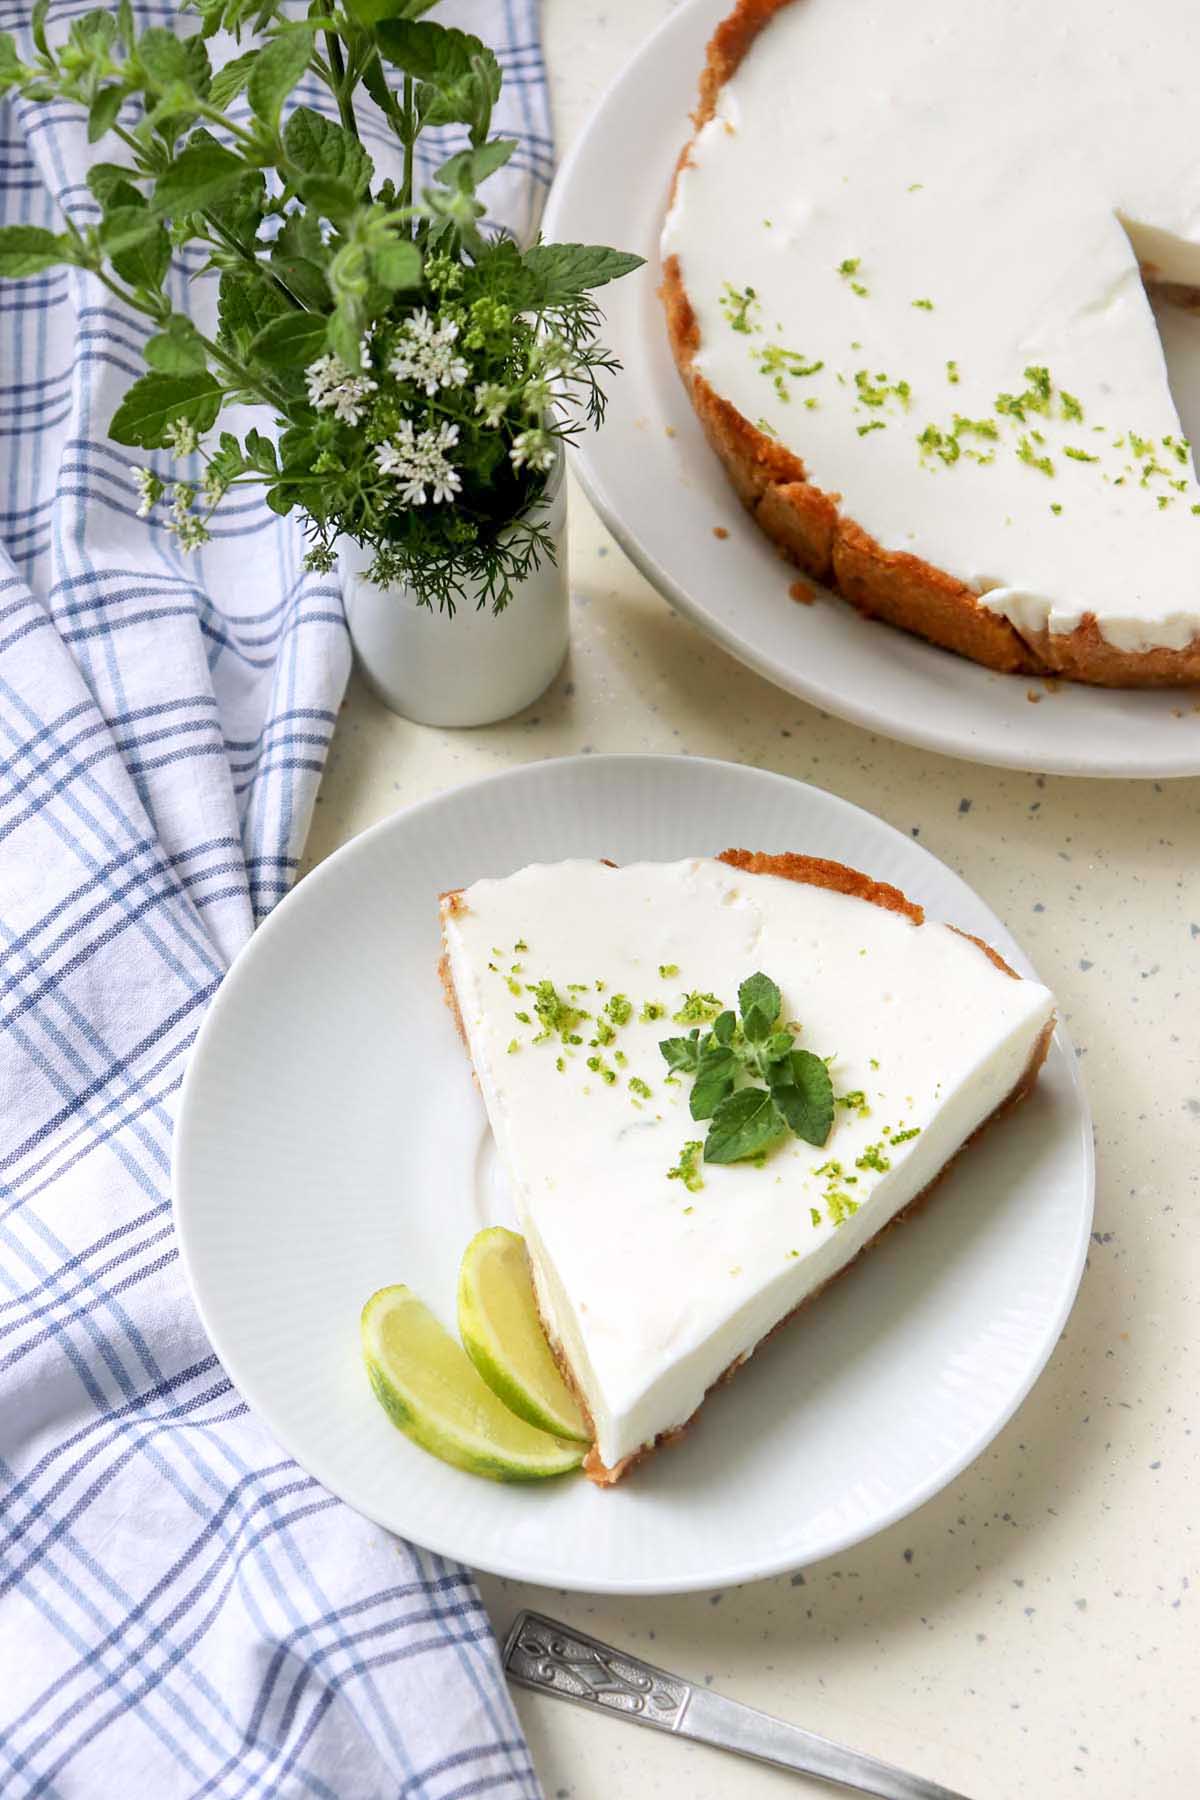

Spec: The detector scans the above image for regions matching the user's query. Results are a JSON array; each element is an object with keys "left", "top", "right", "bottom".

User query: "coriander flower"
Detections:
[
  {"left": 305, "top": 351, "right": 378, "bottom": 426},
  {"left": 520, "top": 378, "right": 552, "bottom": 419},
  {"left": 130, "top": 465, "right": 163, "bottom": 519},
  {"left": 200, "top": 465, "right": 228, "bottom": 507},
  {"left": 509, "top": 427, "right": 557, "bottom": 474},
  {"left": 163, "top": 419, "right": 199, "bottom": 458},
  {"left": 389, "top": 309, "right": 469, "bottom": 397},
  {"left": 374, "top": 418, "right": 462, "bottom": 507},
  {"left": 163, "top": 481, "right": 212, "bottom": 552},
  {"left": 474, "top": 382, "right": 508, "bottom": 428},
  {"left": 529, "top": 334, "right": 570, "bottom": 380}
]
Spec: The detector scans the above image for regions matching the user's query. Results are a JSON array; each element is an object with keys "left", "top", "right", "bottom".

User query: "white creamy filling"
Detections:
[
  {"left": 443, "top": 859, "right": 1054, "bottom": 1470},
  {"left": 661, "top": 0, "right": 1200, "bottom": 654}
]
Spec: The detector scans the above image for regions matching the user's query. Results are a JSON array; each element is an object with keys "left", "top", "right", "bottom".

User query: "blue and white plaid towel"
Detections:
[{"left": 0, "top": 4, "right": 551, "bottom": 1793}]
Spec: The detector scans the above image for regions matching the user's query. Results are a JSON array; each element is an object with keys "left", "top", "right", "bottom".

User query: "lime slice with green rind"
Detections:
[
  {"left": 362, "top": 1284, "right": 584, "bottom": 1481},
  {"left": 458, "top": 1227, "right": 591, "bottom": 1443}
]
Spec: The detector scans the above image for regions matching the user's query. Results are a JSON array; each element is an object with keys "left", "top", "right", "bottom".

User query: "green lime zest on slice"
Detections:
[
  {"left": 361, "top": 1283, "right": 584, "bottom": 1481},
  {"left": 457, "top": 1227, "right": 590, "bottom": 1442}
]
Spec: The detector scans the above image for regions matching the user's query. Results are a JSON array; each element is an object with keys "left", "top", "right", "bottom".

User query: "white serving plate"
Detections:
[
  {"left": 174, "top": 755, "right": 1093, "bottom": 1594},
  {"left": 542, "top": 0, "right": 1200, "bottom": 778}
]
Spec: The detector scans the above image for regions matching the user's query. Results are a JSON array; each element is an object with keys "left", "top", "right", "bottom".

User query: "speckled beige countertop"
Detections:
[{"left": 300, "top": 5, "right": 1200, "bottom": 1795}]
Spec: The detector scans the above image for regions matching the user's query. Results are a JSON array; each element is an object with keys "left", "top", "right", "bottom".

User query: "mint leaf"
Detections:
[
  {"left": 180, "top": 32, "right": 214, "bottom": 98},
  {"left": 152, "top": 142, "right": 245, "bottom": 215},
  {"left": 711, "top": 1010, "right": 736, "bottom": 1046},
  {"left": 247, "top": 28, "right": 310, "bottom": 129},
  {"left": 31, "top": 0, "right": 50, "bottom": 60},
  {"left": 327, "top": 301, "right": 365, "bottom": 369},
  {"left": 346, "top": 0, "right": 438, "bottom": 21},
  {"left": 209, "top": 47, "right": 259, "bottom": 110},
  {"left": 0, "top": 226, "right": 77, "bottom": 277},
  {"left": 110, "top": 213, "right": 171, "bottom": 291},
  {"left": 242, "top": 426, "right": 278, "bottom": 473},
  {"left": 88, "top": 85, "right": 124, "bottom": 143},
  {"left": 0, "top": 34, "right": 21, "bottom": 99},
  {"left": 74, "top": 9, "right": 119, "bottom": 44},
  {"left": 269, "top": 213, "right": 329, "bottom": 311},
  {"left": 765, "top": 1030, "right": 794, "bottom": 1063},
  {"left": 741, "top": 1002, "right": 773, "bottom": 1045},
  {"left": 99, "top": 207, "right": 161, "bottom": 259},
  {"left": 183, "top": 129, "right": 265, "bottom": 239},
  {"left": 249, "top": 310, "right": 328, "bottom": 369},
  {"left": 371, "top": 237, "right": 422, "bottom": 291},
  {"left": 704, "top": 1087, "right": 785, "bottom": 1164},
  {"left": 144, "top": 316, "right": 208, "bottom": 373},
  {"left": 738, "top": 972, "right": 781, "bottom": 1023},
  {"left": 296, "top": 174, "right": 357, "bottom": 224},
  {"left": 522, "top": 243, "right": 645, "bottom": 303},
  {"left": 375, "top": 19, "right": 501, "bottom": 133},
  {"left": 284, "top": 107, "right": 374, "bottom": 197},
  {"left": 659, "top": 1032, "right": 701, "bottom": 1075},
  {"left": 87, "top": 165, "right": 140, "bottom": 208},
  {"left": 109, "top": 370, "right": 223, "bottom": 447},
  {"left": 375, "top": 19, "right": 496, "bottom": 87},
  {"left": 138, "top": 26, "right": 205, "bottom": 91},
  {"left": 218, "top": 268, "right": 288, "bottom": 357},
  {"left": 689, "top": 1046, "right": 738, "bottom": 1121},
  {"left": 769, "top": 1050, "right": 834, "bottom": 1148},
  {"left": 436, "top": 139, "right": 515, "bottom": 192}
]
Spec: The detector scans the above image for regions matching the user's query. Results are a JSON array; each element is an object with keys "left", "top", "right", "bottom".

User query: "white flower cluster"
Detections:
[
  {"left": 509, "top": 427, "right": 556, "bottom": 474},
  {"left": 473, "top": 382, "right": 508, "bottom": 428},
  {"left": 388, "top": 309, "right": 468, "bottom": 396},
  {"left": 129, "top": 466, "right": 212, "bottom": 548},
  {"left": 474, "top": 378, "right": 559, "bottom": 475},
  {"left": 200, "top": 465, "right": 228, "bottom": 507},
  {"left": 164, "top": 480, "right": 212, "bottom": 551},
  {"left": 305, "top": 351, "right": 378, "bottom": 426},
  {"left": 130, "top": 465, "right": 163, "bottom": 519},
  {"left": 374, "top": 419, "right": 462, "bottom": 507},
  {"left": 163, "top": 419, "right": 199, "bottom": 458}
]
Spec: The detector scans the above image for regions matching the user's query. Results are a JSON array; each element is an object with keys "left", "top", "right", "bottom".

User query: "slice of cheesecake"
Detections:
[{"left": 439, "top": 852, "right": 1055, "bottom": 1484}]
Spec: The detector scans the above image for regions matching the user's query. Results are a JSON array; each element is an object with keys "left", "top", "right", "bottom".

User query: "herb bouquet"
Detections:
[{"left": 0, "top": 0, "right": 641, "bottom": 676}]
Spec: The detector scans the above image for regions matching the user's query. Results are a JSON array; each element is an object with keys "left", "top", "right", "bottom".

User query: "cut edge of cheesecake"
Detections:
[
  {"left": 438, "top": 848, "right": 1056, "bottom": 1488},
  {"left": 660, "top": 0, "right": 1200, "bottom": 689}
]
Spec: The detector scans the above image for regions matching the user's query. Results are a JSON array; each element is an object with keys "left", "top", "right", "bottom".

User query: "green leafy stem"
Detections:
[{"left": 0, "top": 1, "right": 643, "bottom": 611}]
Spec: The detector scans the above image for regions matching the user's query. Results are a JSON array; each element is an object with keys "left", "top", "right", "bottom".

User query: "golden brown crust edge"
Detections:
[
  {"left": 661, "top": 1, "right": 1200, "bottom": 688},
  {"left": 438, "top": 853, "right": 1056, "bottom": 1487}
]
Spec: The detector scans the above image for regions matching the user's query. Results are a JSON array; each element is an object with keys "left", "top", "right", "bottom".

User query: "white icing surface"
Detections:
[
  {"left": 442, "top": 858, "right": 1054, "bottom": 1470},
  {"left": 661, "top": 0, "right": 1200, "bottom": 654}
]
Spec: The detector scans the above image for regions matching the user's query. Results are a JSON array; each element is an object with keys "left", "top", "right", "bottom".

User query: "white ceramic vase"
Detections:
[{"left": 338, "top": 449, "right": 568, "bottom": 727}]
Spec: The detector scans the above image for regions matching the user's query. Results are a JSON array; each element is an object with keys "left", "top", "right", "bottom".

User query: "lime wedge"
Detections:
[
  {"left": 361, "top": 1285, "right": 584, "bottom": 1481},
  {"left": 458, "top": 1226, "right": 591, "bottom": 1443}
]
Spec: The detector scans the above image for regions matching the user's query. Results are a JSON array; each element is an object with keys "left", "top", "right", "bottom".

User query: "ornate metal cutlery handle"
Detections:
[{"left": 503, "top": 1611, "right": 975, "bottom": 1800}]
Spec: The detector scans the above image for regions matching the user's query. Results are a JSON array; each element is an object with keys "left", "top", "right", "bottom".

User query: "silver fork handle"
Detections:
[{"left": 504, "top": 1611, "right": 975, "bottom": 1800}]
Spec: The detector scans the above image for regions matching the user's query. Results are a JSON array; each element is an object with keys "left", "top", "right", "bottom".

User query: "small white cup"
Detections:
[{"left": 338, "top": 448, "right": 568, "bottom": 728}]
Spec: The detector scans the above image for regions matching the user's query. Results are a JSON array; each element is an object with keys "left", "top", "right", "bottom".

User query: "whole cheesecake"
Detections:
[{"left": 661, "top": 0, "right": 1200, "bottom": 686}]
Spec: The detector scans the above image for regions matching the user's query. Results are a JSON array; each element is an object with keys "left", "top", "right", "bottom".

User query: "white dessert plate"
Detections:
[
  {"left": 174, "top": 755, "right": 1092, "bottom": 1594},
  {"left": 542, "top": 0, "right": 1200, "bottom": 779}
]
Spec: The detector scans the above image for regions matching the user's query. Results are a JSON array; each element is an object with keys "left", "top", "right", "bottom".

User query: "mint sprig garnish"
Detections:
[{"left": 658, "top": 971, "right": 834, "bottom": 1166}]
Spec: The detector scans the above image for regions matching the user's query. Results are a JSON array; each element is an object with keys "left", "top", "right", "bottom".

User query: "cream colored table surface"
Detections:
[{"left": 301, "top": 6, "right": 1199, "bottom": 1795}]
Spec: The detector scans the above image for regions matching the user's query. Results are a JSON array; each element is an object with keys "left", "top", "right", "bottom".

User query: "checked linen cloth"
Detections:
[{"left": 0, "top": 4, "right": 551, "bottom": 1795}]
